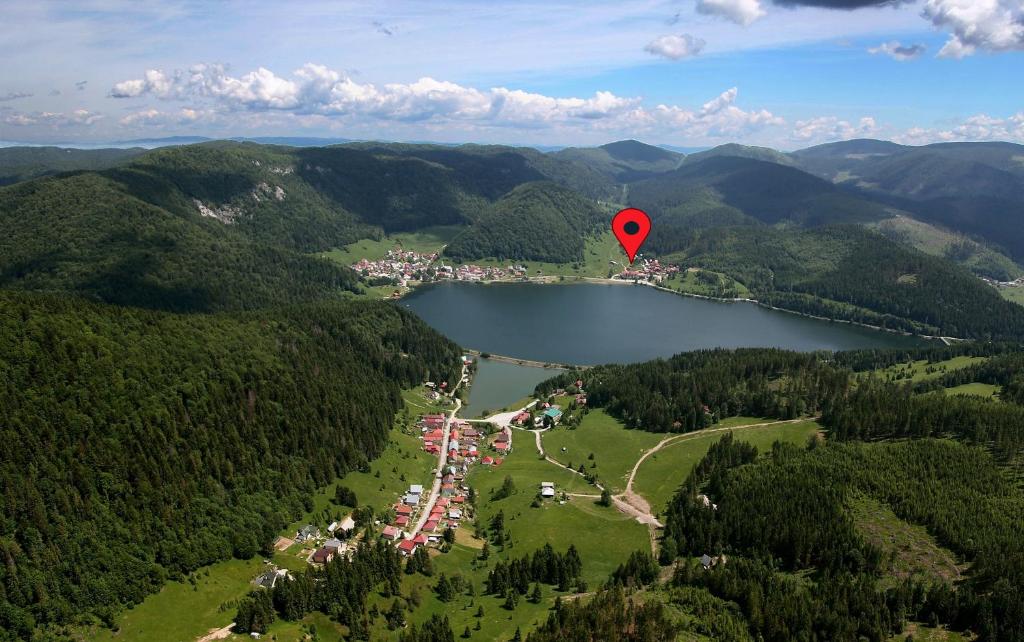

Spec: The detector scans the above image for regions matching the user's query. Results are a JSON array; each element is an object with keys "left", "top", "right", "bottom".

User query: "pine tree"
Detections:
[{"left": 530, "top": 582, "right": 543, "bottom": 603}]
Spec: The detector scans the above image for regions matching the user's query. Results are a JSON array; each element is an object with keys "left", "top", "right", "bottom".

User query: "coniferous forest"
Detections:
[
  {"left": 538, "top": 343, "right": 1024, "bottom": 641},
  {"left": 0, "top": 290, "right": 460, "bottom": 637}
]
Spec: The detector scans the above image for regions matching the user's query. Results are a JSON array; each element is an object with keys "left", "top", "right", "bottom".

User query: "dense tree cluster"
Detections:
[
  {"left": 526, "top": 586, "right": 677, "bottom": 642},
  {"left": 824, "top": 380, "right": 1024, "bottom": 461},
  {"left": 657, "top": 225, "right": 1024, "bottom": 340},
  {"left": 539, "top": 348, "right": 846, "bottom": 433},
  {"left": 664, "top": 438, "right": 1024, "bottom": 641},
  {"left": 443, "top": 182, "right": 606, "bottom": 263},
  {"left": 0, "top": 291, "right": 460, "bottom": 634},
  {"left": 266, "top": 539, "right": 405, "bottom": 637},
  {"left": 485, "top": 544, "right": 583, "bottom": 596}
]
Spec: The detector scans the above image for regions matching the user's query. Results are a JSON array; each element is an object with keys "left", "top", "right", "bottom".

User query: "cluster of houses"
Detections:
[
  {"left": 293, "top": 515, "right": 358, "bottom": 566},
  {"left": 614, "top": 258, "right": 680, "bottom": 283},
  {"left": 351, "top": 249, "right": 438, "bottom": 287},
  {"left": 350, "top": 246, "right": 528, "bottom": 288},
  {"left": 381, "top": 484, "right": 469, "bottom": 556}
]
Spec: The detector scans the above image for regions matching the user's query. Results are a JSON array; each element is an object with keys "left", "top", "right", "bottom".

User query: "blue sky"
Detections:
[{"left": 1, "top": 0, "right": 1022, "bottom": 148}]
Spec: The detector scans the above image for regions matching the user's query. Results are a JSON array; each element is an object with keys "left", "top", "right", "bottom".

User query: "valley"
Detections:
[{"left": 3, "top": 137, "right": 1024, "bottom": 642}]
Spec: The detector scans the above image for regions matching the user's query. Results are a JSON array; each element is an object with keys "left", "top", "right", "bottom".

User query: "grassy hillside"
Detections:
[{"left": 870, "top": 214, "right": 1023, "bottom": 281}]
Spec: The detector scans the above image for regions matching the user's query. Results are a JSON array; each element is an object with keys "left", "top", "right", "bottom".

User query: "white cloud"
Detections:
[
  {"left": 922, "top": 0, "right": 1024, "bottom": 58},
  {"left": 791, "top": 115, "right": 878, "bottom": 142},
  {"left": 696, "top": 0, "right": 767, "bottom": 26},
  {"left": 644, "top": 34, "right": 707, "bottom": 60},
  {"left": 868, "top": 40, "right": 926, "bottom": 60},
  {"left": 3, "top": 109, "right": 103, "bottom": 127},
  {"left": 119, "top": 107, "right": 211, "bottom": 126},
  {"left": 106, "top": 64, "right": 789, "bottom": 143}
]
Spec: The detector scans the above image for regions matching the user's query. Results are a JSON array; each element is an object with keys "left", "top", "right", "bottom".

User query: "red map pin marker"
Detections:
[{"left": 611, "top": 208, "right": 651, "bottom": 265}]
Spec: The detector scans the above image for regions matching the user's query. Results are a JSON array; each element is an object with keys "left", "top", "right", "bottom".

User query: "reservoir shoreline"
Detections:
[{"left": 395, "top": 275, "right": 957, "bottom": 345}]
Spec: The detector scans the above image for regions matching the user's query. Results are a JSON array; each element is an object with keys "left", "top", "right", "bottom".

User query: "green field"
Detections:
[
  {"left": 87, "top": 557, "right": 288, "bottom": 642},
  {"left": 660, "top": 268, "right": 752, "bottom": 298},
  {"left": 364, "top": 443, "right": 651, "bottom": 641},
  {"left": 469, "top": 449, "right": 649, "bottom": 585},
  {"left": 999, "top": 285, "right": 1024, "bottom": 307},
  {"left": 889, "top": 623, "right": 972, "bottom": 642},
  {"left": 542, "top": 409, "right": 664, "bottom": 492},
  {"left": 465, "top": 231, "right": 626, "bottom": 279},
  {"left": 322, "top": 226, "right": 465, "bottom": 264},
  {"left": 863, "top": 356, "right": 988, "bottom": 384},
  {"left": 632, "top": 420, "right": 822, "bottom": 515},
  {"left": 943, "top": 382, "right": 1001, "bottom": 398},
  {"left": 848, "top": 494, "right": 965, "bottom": 588}
]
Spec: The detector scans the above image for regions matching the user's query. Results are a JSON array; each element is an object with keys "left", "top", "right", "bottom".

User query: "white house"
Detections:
[{"left": 540, "top": 482, "right": 555, "bottom": 498}]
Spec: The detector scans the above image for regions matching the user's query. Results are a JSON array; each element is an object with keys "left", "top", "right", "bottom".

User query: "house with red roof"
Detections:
[
  {"left": 424, "top": 520, "right": 439, "bottom": 532},
  {"left": 481, "top": 456, "right": 494, "bottom": 465},
  {"left": 381, "top": 526, "right": 401, "bottom": 541},
  {"left": 413, "top": 533, "right": 429, "bottom": 546},
  {"left": 395, "top": 504, "right": 413, "bottom": 516},
  {"left": 398, "top": 539, "right": 418, "bottom": 556},
  {"left": 395, "top": 515, "right": 409, "bottom": 527}
]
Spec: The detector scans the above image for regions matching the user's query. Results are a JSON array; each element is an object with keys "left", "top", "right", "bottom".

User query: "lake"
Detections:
[
  {"left": 459, "top": 358, "right": 560, "bottom": 419},
  {"left": 404, "top": 281, "right": 927, "bottom": 365}
]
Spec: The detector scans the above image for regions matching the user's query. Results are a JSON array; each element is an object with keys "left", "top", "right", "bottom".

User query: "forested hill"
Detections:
[
  {"left": 535, "top": 345, "right": 1024, "bottom": 640},
  {"left": 0, "top": 146, "right": 145, "bottom": 186},
  {"left": 664, "top": 225, "right": 1024, "bottom": 340},
  {"left": 443, "top": 182, "right": 607, "bottom": 262},
  {"left": 0, "top": 290, "right": 461, "bottom": 636},
  {"left": 0, "top": 171, "right": 363, "bottom": 312}
]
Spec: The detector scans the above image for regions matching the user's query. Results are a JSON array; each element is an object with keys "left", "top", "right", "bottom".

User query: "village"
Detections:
[
  {"left": 351, "top": 248, "right": 529, "bottom": 288},
  {"left": 254, "top": 357, "right": 542, "bottom": 594},
  {"left": 611, "top": 256, "right": 680, "bottom": 284}
]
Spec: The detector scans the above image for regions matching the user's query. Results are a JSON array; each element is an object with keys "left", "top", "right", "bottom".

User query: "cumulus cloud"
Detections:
[
  {"left": 901, "top": 112, "right": 1024, "bottom": 143},
  {"left": 119, "top": 107, "right": 210, "bottom": 126},
  {"left": 791, "top": 115, "right": 879, "bottom": 141},
  {"left": 0, "top": 91, "right": 33, "bottom": 101},
  {"left": 696, "top": 0, "right": 766, "bottom": 26},
  {"left": 108, "top": 63, "right": 785, "bottom": 141},
  {"left": 3, "top": 109, "right": 103, "bottom": 127},
  {"left": 868, "top": 41, "right": 927, "bottom": 60},
  {"left": 923, "top": 0, "right": 1024, "bottom": 58},
  {"left": 644, "top": 34, "right": 706, "bottom": 60}
]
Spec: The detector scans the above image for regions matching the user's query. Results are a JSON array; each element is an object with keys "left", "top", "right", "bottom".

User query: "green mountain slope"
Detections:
[
  {"left": 551, "top": 139, "right": 683, "bottom": 182},
  {"left": 0, "top": 171, "right": 362, "bottom": 312},
  {"left": 664, "top": 225, "right": 1024, "bottom": 339},
  {"left": 629, "top": 155, "right": 892, "bottom": 229},
  {"left": 683, "top": 142, "right": 797, "bottom": 167},
  {"left": 793, "top": 140, "right": 1024, "bottom": 262},
  {"left": 0, "top": 146, "right": 146, "bottom": 186},
  {"left": 443, "top": 181, "right": 606, "bottom": 262},
  {"left": 0, "top": 290, "right": 461, "bottom": 634}
]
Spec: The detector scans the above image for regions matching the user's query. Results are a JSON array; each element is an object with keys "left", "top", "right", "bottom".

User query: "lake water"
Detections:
[
  {"left": 404, "top": 281, "right": 927, "bottom": 365},
  {"left": 459, "top": 358, "right": 560, "bottom": 419}
]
